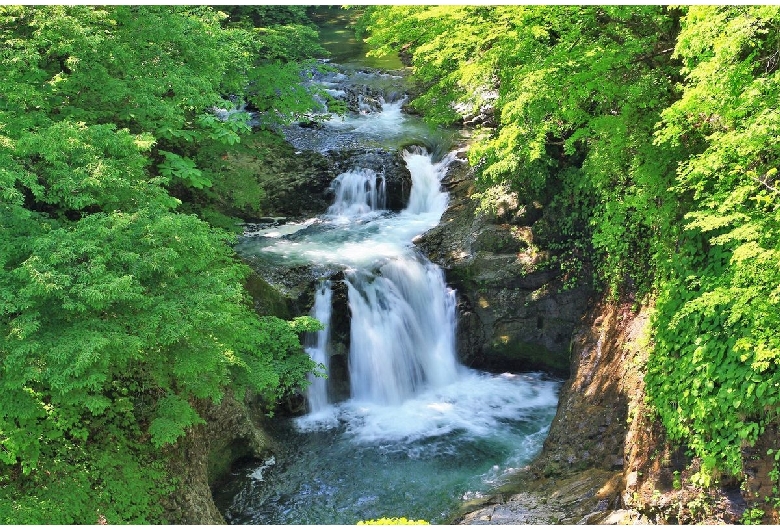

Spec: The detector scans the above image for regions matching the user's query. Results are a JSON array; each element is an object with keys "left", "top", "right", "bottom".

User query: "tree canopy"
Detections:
[{"left": 1, "top": 5, "right": 323, "bottom": 523}]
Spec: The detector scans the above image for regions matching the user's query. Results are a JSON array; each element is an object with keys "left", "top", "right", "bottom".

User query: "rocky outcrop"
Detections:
[
  {"left": 202, "top": 131, "right": 414, "bottom": 224},
  {"left": 162, "top": 391, "right": 271, "bottom": 524},
  {"left": 431, "top": 157, "right": 767, "bottom": 524},
  {"left": 455, "top": 296, "right": 762, "bottom": 525},
  {"left": 248, "top": 146, "right": 412, "bottom": 220},
  {"left": 417, "top": 157, "right": 591, "bottom": 376}
]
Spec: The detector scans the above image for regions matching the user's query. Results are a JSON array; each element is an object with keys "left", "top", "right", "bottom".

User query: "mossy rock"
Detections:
[
  {"left": 244, "top": 272, "right": 294, "bottom": 319},
  {"left": 484, "top": 338, "right": 569, "bottom": 377}
]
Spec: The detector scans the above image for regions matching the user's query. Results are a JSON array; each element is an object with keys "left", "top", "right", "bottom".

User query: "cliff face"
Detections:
[
  {"left": 435, "top": 163, "right": 764, "bottom": 525},
  {"left": 417, "top": 157, "right": 591, "bottom": 376}
]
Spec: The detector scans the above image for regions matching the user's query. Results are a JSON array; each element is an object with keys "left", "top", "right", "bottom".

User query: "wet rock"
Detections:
[
  {"left": 327, "top": 148, "right": 412, "bottom": 211},
  {"left": 417, "top": 158, "right": 591, "bottom": 376},
  {"left": 326, "top": 271, "right": 351, "bottom": 402},
  {"left": 454, "top": 469, "right": 622, "bottom": 525}
]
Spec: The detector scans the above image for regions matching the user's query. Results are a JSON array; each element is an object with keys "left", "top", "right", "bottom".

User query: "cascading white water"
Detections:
[
  {"left": 224, "top": 62, "right": 561, "bottom": 526},
  {"left": 304, "top": 280, "right": 333, "bottom": 413},
  {"left": 299, "top": 146, "right": 457, "bottom": 410},
  {"left": 403, "top": 147, "right": 451, "bottom": 216},
  {"left": 298, "top": 147, "right": 454, "bottom": 411},
  {"left": 345, "top": 257, "right": 459, "bottom": 405},
  {"left": 338, "top": 147, "right": 459, "bottom": 406},
  {"left": 326, "top": 168, "right": 386, "bottom": 218}
]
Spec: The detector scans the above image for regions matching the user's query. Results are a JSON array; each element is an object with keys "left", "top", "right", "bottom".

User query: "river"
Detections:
[{"left": 213, "top": 10, "right": 560, "bottom": 524}]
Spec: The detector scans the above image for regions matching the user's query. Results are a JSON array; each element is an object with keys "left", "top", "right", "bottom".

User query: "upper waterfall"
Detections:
[{"left": 403, "top": 147, "right": 451, "bottom": 216}]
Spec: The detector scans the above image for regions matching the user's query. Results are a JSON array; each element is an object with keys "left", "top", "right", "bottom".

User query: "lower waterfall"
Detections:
[{"left": 345, "top": 255, "right": 459, "bottom": 406}]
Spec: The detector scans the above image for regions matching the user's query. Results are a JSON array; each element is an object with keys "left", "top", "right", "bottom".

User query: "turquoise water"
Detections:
[{"left": 214, "top": 373, "right": 559, "bottom": 525}]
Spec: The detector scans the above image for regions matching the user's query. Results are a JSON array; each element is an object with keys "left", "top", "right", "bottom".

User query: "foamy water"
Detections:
[{"left": 296, "top": 371, "right": 560, "bottom": 445}]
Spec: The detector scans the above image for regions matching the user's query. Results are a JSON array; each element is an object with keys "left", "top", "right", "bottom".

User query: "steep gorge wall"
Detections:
[
  {"left": 417, "top": 156, "right": 591, "bottom": 376},
  {"left": 456, "top": 296, "right": 755, "bottom": 525},
  {"left": 433, "top": 161, "right": 764, "bottom": 525}
]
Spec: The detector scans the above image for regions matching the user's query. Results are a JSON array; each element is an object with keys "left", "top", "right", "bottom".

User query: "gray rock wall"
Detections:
[{"left": 417, "top": 157, "right": 592, "bottom": 376}]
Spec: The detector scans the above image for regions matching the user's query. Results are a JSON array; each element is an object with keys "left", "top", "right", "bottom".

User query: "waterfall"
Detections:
[
  {"left": 301, "top": 146, "right": 457, "bottom": 410},
  {"left": 326, "top": 168, "right": 386, "bottom": 218},
  {"left": 304, "top": 280, "right": 333, "bottom": 413},
  {"left": 403, "top": 147, "right": 451, "bottom": 216},
  {"left": 346, "top": 256, "right": 459, "bottom": 405},
  {"left": 225, "top": 59, "right": 561, "bottom": 526},
  {"left": 343, "top": 147, "right": 459, "bottom": 405}
]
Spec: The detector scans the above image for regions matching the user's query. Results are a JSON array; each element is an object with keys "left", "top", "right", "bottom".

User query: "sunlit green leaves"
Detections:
[
  {"left": 148, "top": 394, "right": 206, "bottom": 448},
  {"left": 14, "top": 121, "right": 159, "bottom": 212},
  {"left": 2, "top": 207, "right": 317, "bottom": 475},
  {"left": 158, "top": 150, "right": 212, "bottom": 189},
  {"left": 1, "top": 6, "right": 325, "bottom": 522},
  {"left": 647, "top": 5, "right": 780, "bottom": 480}
]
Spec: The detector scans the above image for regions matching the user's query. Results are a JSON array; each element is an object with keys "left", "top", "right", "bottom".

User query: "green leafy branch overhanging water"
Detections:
[
  {"left": 0, "top": 5, "right": 325, "bottom": 523},
  {"left": 359, "top": 4, "right": 780, "bottom": 494}
]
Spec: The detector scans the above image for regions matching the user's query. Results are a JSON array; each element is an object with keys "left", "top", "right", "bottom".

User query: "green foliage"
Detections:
[
  {"left": 742, "top": 507, "right": 766, "bottom": 525},
  {"left": 646, "top": 5, "right": 780, "bottom": 482},
  {"left": 1, "top": 5, "right": 325, "bottom": 523},
  {"left": 223, "top": 6, "right": 314, "bottom": 29},
  {"left": 158, "top": 150, "right": 213, "bottom": 189},
  {"left": 0, "top": 433, "right": 173, "bottom": 524},
  {"left": 0, "top": 5, "right": 326, "bottom": 205},
  {"left": 2, "top": 208, "right": 317, "bottom": 469},
  {"left": 148, "top": 394, "right": 207, "bottom": 449},
  {"left": 361, "top": 4, "right": 780, "bottom": 486}
]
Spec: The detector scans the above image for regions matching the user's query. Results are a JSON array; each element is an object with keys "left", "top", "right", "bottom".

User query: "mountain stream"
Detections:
[{"left": 214, "top": 45, "right": 560, "bottom": 526}]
